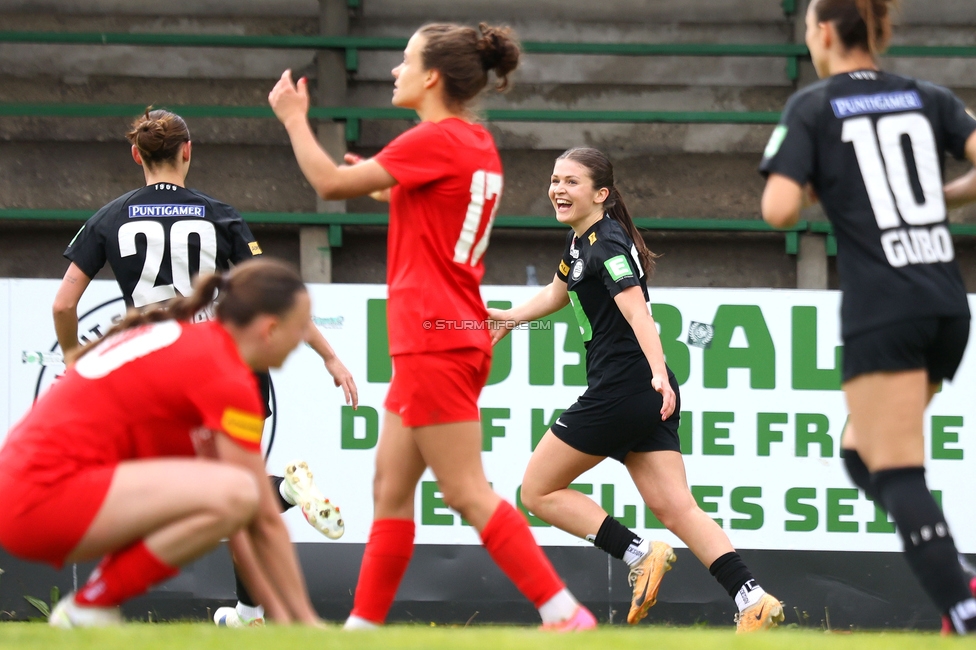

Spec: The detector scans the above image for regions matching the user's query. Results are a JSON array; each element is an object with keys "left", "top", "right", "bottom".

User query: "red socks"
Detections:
[
  {"left": 350, "top": 519, "right": 416, "bottom": 623},
  {"left": 480, "top": 500, "right": 565, "bottom": 608},
  {"left": 75, "top": 541, "right": 179, "bottom": 607}
]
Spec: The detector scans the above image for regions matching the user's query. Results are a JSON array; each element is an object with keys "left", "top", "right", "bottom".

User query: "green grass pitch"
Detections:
[{"left": 0, "top": 624, "right": 972, "bottom": 650}]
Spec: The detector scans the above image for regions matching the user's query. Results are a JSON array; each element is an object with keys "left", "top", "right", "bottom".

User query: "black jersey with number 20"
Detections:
[
  {"left": 556, "top": 216, "right": 655, "bottom": 394},
  {"left": 64, "top": 184, "right": 262, "bottom": 308},
  {"left": 760, "top": 70, "right": 976, "bottom": 338}
]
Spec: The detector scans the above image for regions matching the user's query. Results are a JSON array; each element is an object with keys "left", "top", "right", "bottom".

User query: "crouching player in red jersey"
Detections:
[
  {"left": 0, "top": 258, "right": 322, "bottom": 628},
  {"left": 269, "top": 22, "right": 595, "bottom": 630}
]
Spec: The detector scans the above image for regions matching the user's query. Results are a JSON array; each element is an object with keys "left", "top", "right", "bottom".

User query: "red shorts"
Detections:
[
  {"left": 0, "top": 464, "right": 115, "bottom": 568},
  {"left": 384, "top": 348, "right": 491, "bottom": 427}
]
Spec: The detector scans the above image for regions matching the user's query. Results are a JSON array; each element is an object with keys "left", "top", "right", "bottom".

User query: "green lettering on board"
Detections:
[
  {"left": 340, "top": 405, "right": 379, "bottom": 450},
  {"left": 796, "top": 413, "right": 833, "bottom": 457},
  {"left": 785, "top": 487, "right": 818, "bottom": 532},
  {"left": 421, "top": 482, "right": 454, "bottom": 526},
  {"left": 730, "top": 486, "right": 764, "bottom": 530},
  {"left": 826, "top": 488, "right": 859, "bottom": 532},
  {"left": 757, "top": 413, "right": 788, "bottom": 456},
  {"left": 703, "top": 412, "right": 735, "bottom": 456},
  {"left": 791, "top": 306, "right": 842, "bottom": 390},
  {"left": 932, "top": 416, "right": 964, "bottom": 460},
  {"left": 703, "top": 305, "right": 776, "bottom": 389},
  {"left": 480, "top": 408, "right": 509, "bottom": 451},
  {"left": 529, "top": 305, "right": 586, "bottom": 386},
  {"left": 366, "top": 299, "right": 392, "bottom": 382}
]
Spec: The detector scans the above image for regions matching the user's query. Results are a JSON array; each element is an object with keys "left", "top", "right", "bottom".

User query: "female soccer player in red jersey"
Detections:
[
  {"left": 491, "top": 148, "right": 782, "bottom": 633},
  {"left": 269, "top": 23, "right": 595, "bottom": 630},
  {"left": 0, "top": 259, "right": 322, "bottom": 627},
  {"left": 761, "top": 0, "right": 976, "bottom": 633}
]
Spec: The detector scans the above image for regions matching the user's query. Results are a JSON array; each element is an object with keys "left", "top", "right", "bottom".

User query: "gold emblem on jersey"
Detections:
[
  {"left": 588, "top": 232, "right": 598, "bottom": 245},
  {"left": 221, "top": 407, "right": 263, "bottom": 445},
  {"left": 248, "top": 241, "right": 263, "bottom": 255},
  {"left": 559, "top": 260, "right": 570, "bottom": 276}
]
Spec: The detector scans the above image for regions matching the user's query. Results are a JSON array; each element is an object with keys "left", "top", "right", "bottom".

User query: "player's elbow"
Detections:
[
  {"left": 761, "top": 195, "right": 800, "bottom": 229},
  {"left": 52, "top": 296, "right": 77, "bottom": 318}
]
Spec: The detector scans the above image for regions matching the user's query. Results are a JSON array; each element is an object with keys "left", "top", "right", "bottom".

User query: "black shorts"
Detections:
[
  {"left": 254, "top": 371, "right": 273, "bottom": 419},
  {"left": 551, "top": 371, "right": 681, "bottom": 463},
  {"left": 842, "top": 316, "right": 970, "bottom": 384}
]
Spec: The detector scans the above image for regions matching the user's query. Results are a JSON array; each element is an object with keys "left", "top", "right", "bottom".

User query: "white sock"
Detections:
[
  {"left": 950, "top": 598, "right": 976, "bottom": 633},
  {"left": 279, "top": 480, "right": 296, "bottom": 506},
  {"left": 623, "top": 537, "right": 650, "bottom": 568},
  {"left": 236, "top": 602, "right": 264, "bottom": 621},
  {"left": 344, "top": 614, "right": 380, "bottom": 630},
  {"left": 734, "top": 580, "right": 767, "bottom": 613},
  {"left": 538, "top": 588, "right": 578, "bottom": 624}
]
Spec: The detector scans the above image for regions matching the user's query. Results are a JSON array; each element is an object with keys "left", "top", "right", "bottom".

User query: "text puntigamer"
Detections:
[{"left": 128, "top": 205, "right": 205, "bottom": 219}]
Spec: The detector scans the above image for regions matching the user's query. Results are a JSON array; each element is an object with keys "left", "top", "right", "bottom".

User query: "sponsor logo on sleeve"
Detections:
[
  {"left": 559, "top": 260, "right": 571, "bottom": 277},
  {"left": 128, "top": 204, "right": 205, "bottom": 219},
  {"left": 764, "top": 125, "right": 788, "bottom": 159},
  {"left": 221, "top": 407, "right": 264, "bottom": 445},
  {"left": 248, "top": 241, "right": 262, "bottom": 255},
  {"left": 604, "top": 254, "right": 633, "bottom": 282}
]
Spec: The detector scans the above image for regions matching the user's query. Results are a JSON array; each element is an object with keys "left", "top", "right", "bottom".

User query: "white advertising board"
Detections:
[{"left": 4, "top": 280, "right": 975, "bottom": 554}]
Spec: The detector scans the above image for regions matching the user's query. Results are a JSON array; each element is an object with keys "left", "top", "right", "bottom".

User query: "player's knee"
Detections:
[
  {"left": 438, "top": 480, "right": 489, "bottom": 517},
  {"left": 648, "top": 492, "right": 697, "bottom": 530},
  {"left": 518, "top": 483, "right": 545, "bottom": 515},
  {"left": 372, "top": 470, "right": 413, "bottom": 514},
  {"left": 215, "top": 468, "right": 260, "bottom": 526}
]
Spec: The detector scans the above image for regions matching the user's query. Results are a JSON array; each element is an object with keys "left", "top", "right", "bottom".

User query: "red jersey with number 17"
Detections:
[
  {"left": 375, "top": 117, "right": 502, "bottom": 355},
  {"left": 0, "top": 320, "right": 264, "bottom": 487}
]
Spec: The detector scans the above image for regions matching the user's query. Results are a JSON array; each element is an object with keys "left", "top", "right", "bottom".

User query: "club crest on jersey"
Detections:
[{"left": 571, "top": 259, "right": 584, "bottom": 280}]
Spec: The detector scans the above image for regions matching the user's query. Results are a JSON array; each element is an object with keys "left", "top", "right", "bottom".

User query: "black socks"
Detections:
[
  {"left": 593, "top": 516, "right": 641, "bottom": 561},
  {"left": 709, "top": 551, "right": 755, "bottom": 599},
  {"left": 842, "top": 448, "right": 878, "bottom": 501},
  {"left": 270, "top": 475, "right": 293, "bottom": 512},
  {"left": 873, "top": 467, "right": 973, "bottom": 617}
]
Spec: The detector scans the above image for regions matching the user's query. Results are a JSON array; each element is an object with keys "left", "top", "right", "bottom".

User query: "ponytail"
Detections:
[
  {"left": 605, "top": 186, "right": 659, "bottom": 276},
  {"left": 815, "top": 0, "right": 896, "bottom": 55},
  {"left": 70, "top": 258, "right": 305, "bottom": 364}
]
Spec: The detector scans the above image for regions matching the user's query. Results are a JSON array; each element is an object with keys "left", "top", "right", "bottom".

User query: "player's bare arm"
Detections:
[
  {"left": 269, "top": 70, "right": 397, "bottom": 201},
  {"left": 304, "top": 320, "right": 359, "bottom": 408},
  {"left": 52, "top": 262, "right": 93, "bottom": 356},
  {"left": 944, "top": 131, "right": 976, "bottom": 209},
  {"left": 613, "top": 285, "right": 675, "bottom": 420},
  {"left": 487, "top": 274, "right": 570, "bottom": 345},
  {"left": 761, "top": 173, "right": 805, "bottom": 229}
]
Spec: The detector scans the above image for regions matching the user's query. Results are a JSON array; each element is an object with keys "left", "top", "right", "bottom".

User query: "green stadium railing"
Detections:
[
  {"left": 2, "top": 31, "right": 976, "bottom": 81},
  {"left": 0, "top": 103, "right": 783, "bottom": 142},
  {"left": 0, "top": 208, "right": 808, "bottom": 252}
]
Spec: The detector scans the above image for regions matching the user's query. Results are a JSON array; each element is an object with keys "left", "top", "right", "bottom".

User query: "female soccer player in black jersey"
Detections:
[
  {"left": 50, "top": 108, "right": 358, "bottom": 626},
  {"left": 761, "top": 0, "right": 976, "bottom": 634},
  {"left": 489, "top": 148, "right": 782, "bottom": 632}
]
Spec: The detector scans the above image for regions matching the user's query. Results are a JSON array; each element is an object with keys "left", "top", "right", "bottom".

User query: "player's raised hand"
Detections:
[
  {"left": 487, "top": 307, "right": 518, "bottom": 346},
  {"left": 651, "top": 375, "right": 676, "bottom": 421},
  {"left": 269, "top": 70, "right": 309, "bottom": 126}
]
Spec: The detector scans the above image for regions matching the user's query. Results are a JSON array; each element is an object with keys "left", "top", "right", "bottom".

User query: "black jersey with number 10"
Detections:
[
  {"left": 64, "top": 184, "right": 262, "bottom": 309},
  {"left": 760, "top": 70, "right": 976, "bottom": 338}
]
